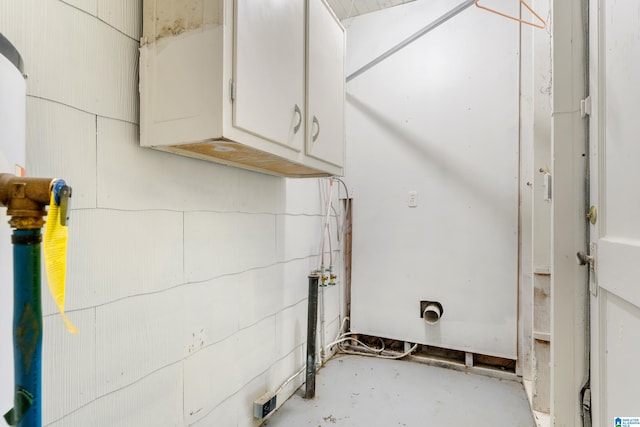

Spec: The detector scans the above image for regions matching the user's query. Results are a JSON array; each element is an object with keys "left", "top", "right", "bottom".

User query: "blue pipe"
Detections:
[{"left": 4, "top": 229, "right": 42, "bottom": 427}]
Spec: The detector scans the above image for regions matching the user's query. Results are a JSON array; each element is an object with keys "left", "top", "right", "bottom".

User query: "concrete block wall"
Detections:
[{"left": 0, "top": 1, "right": 344, "bottom": 426}]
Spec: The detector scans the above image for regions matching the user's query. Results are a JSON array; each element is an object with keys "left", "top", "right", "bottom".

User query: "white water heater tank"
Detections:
[{"left": 0, "top": 32, "right": 26, "bottom": 415}]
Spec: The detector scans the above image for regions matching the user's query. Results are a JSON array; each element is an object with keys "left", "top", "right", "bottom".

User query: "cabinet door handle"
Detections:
[
  {"left": 312, "top": 116, "right": 320, "bottom": 142},
  {"left": 293, "top": 104, "right": 302, "bottom": 134}
]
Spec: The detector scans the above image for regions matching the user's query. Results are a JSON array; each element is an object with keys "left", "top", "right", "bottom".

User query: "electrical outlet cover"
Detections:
[{"left": 253, "top": 393, "right": 277, "bottom": 419}]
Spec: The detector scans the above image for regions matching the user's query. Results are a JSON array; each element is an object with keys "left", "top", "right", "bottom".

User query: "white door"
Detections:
[
  {"left": 306, "top": 0, "right": 345, "bottom": 167},
  {"left": 234, "top": 0, "right": 305, "bottom": 150},
  {"left": 590, "top": 1, "right": 640, "bottom": 424}
]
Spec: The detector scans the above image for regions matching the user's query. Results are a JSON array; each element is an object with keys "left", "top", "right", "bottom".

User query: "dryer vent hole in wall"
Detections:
[{"left": 420, "top": 301, "right": 443, "bottom": 324}]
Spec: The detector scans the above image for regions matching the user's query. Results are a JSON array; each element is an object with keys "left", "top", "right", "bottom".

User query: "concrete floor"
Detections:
[{"left": 264, "top": 354, "right": 535, "bottom": 427}]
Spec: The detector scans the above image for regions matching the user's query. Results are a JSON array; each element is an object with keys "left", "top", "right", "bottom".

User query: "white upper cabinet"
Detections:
[
  {"left": 307, "top": 0, "right": 345, "bottom": 167},
  {"left": 234, "top": 0, "right": 305, "bottom": 151},
  {"left": 139, "top": 0, "right": 345, "bottom": 177}
]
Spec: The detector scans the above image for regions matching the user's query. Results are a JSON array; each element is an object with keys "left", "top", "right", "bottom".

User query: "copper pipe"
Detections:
[{"left": 0, "top": 174, "right": 55, "bottom": 229}]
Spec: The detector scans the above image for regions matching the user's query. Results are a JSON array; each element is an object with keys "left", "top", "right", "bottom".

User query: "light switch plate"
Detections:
[{"left": 408, "top": 191, "right": 418, "bottom": 207}]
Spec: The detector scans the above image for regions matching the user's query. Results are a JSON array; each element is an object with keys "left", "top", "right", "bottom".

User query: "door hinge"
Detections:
[
  {"left": 580, "top": 96, "right": 592, "bottom": 118},
  {"left": 229, "top": 80, "right": 235, "bottom": 103}
]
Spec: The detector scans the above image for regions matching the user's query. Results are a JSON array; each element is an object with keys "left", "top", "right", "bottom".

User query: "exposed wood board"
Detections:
[
  {"left": 326, "top": 0, "right": 416, "bottom": 19},
  {"left": 167, "top": 141, "right": 331, "bottom": 177},
  {"left": 532, "top": 340, "right": 550, "bottom": 413},
  {"left": 344, "top": 199, "right": 352, "bottom": 316}
]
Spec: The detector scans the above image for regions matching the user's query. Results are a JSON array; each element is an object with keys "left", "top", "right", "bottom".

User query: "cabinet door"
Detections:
[
  {"left": 306, "top": 0, "right": 345, "bottom": 167},
  {"left": 234, "top": 0, "right": 305, "bottom": 151}
]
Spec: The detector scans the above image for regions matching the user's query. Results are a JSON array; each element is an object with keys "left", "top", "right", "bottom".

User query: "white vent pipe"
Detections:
[{"left": 422, "top": 302, "right": 442, "bottom": 325}]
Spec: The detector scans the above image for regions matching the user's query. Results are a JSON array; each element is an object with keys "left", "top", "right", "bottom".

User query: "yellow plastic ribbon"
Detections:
[{"left": 43, "top": 190, "right": 77, "bottom": 333}]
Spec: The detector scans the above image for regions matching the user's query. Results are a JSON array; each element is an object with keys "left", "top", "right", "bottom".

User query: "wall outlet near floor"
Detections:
[{"left": 253, "top": 392, "right": 277, "bottom": 419}]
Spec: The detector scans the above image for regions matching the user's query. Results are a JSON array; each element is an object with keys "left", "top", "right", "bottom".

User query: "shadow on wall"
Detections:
[{"left": 346, "top": 92, "right": 513, "bottom": 219}]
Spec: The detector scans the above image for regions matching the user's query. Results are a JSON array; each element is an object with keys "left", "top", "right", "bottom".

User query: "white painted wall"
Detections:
[
  {"left": 0, "top": 1, "right": 343, "bottom": 426},
  {"left": 345, "top": 0, "right": 520, "bottom": 359}
]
